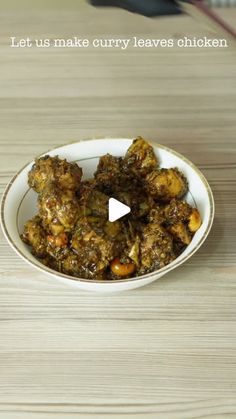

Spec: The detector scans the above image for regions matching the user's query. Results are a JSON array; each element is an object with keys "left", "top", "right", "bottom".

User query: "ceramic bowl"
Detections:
[{"left": 0, "top": 138, "right": 214, "bottom": 292}]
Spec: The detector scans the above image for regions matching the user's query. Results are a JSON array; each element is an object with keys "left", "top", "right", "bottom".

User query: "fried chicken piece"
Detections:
[
  {"left": 168, "top": 222, "right": 191, "bottom": 245},
  {"left": 28, "top": 155, "right": 82, "bottom": 193},
  {"left": 46, "top": 232, "right": 71, "bottom": 260},
  {"left": 21, "top": 215, "right": 47, "bottom": 258},
  {"left": 139, "top": 223, "right": 175, "bottom": 274},
  {"left": 145, "top": 168, "right": 188, "bottom": 202},
  {"left": 70, "top": 217, "right": 119, "bottom": 279},
  {"left": 94, "top": 153, "right": 122, "bottom": 195},
  {"left": 78, "top": 185, "right": 109, "bottom": 219},
  {"left": 94, "top": 154, "right": 134, "bottom": 195},
  {"left": 164, "top": 199, "right": 192, "bottom": 224},
  {"left": 61, "top": 251, "right": 110, "bottom": 280},
  {"left": 124, "top": 136, "right": 158, "bottom": 177},
  {"left": 38, "top": 183, "right": 79, "bottom": 233},
  {"left": 60, "top": 252, "right": 84, "bottom": 278},
  {"left": 114, "top": 188, "right": 154, "bottom": 220},
  {"left": 95, "top": 154, "right": 121, "bottom": 182},
  {"left": 164, "top": 199, "right": 201, "bottom": 245},
  {"left": 148, "top": 205, "right": 165, "bottom": 224},
  {"left": 94, "top": 150, "right": 153, "bottom": 219}
]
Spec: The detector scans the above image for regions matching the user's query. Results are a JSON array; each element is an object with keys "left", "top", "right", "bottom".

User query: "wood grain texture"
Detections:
[{"left": 0, "top": 3, "right": 236, "bottom": 418}]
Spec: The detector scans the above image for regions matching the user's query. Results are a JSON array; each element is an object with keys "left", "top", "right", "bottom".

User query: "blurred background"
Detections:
[
  {"left": 0, "top": 0, "right": 235, "bottom": 161},
  {"left": 208, "top": 0, "right": 236, "bottom": 4},
  {"left": 0, "top": 0, "right": 236, "bottom": 9}
]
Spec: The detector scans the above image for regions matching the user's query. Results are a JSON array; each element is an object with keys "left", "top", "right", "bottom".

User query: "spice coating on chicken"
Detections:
[
  {"left": 164, "top": 199, "right": 201, "bottom": 245},
  {"left": 139, "top": 223, "right": 175, "bottom": 273},
  {"left": 46, "top": 232, "right": 71, "bottom": 261},
  {"left": 70, "top": 217, "right": 121, "bottom": 279},
  {"left": 78, "top": 186, "right": 109, "bottom": 219},
  {"left": 168, "top": 222, "right": 191, "bottom": 245},
  {"left": 164, "top": 198, "right": 192, "bottom": 224},
  {"left": 28, "top": 155, "right": 82, "bottom": 193},
  {"left": 94, "top": 154, "right": 122, "bottom": 193},
  {"left": 21, "top": 215, "right": 47, "bottom": 258},
  {"left": 95, "top": 152, "right": 154, "bottom": 219},
  {"left": 124, "top": 136, "right": 158, "bottom": 176},
  {"left": 38, "top": 183, "right": 80, "bottom": 232},
  {"left": 146, "top": 168, "right": 188, "bottom": 202},
  {"left": 148, "top": 205, "right": 165, "bottom": 224}
]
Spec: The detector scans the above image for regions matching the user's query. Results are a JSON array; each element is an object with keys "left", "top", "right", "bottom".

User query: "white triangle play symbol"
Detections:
[{"left": 108, "top": 198, "right": 131, "bottom": 222}]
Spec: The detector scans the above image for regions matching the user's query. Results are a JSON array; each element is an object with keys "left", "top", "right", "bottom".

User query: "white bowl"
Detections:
[{"left": 0, "top": 138, "right": 214, "bottom": 292}]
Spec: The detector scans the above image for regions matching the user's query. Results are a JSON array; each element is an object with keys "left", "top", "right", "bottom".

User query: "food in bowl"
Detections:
[{"left": 21, "top": 137, "right": 202, "bottom": 281}]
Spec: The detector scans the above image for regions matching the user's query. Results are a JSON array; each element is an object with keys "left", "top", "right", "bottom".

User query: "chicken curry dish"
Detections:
[{"left": 21, "top": 137, "right": 202, "bottom": 280}]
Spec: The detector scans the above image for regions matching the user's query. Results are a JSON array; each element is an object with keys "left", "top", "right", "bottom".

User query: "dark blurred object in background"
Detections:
[
  {"left": 89, "top": 0, "right": 182, "bottom": 16},
  {"left": 89, "top": 0, "right": 236, "bottom": 38}
]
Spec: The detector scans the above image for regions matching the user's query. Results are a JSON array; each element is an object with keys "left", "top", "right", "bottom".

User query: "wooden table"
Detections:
[{"left": 0, "top": 3, "right": 236, "bottom": 418}]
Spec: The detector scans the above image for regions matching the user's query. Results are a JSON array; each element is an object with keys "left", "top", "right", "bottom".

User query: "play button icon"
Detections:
[{"left": 108, "top": 198, "right": 131, "bottom": 222}]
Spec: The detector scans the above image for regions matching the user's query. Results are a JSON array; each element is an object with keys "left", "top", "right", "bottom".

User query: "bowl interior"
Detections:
[{"left": 1, "top": 138, "right": 214, "bottom": 284}]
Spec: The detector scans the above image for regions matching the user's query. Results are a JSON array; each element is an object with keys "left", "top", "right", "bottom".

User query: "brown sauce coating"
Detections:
[{"left": 21, "top": 137, "right": 201, "bottom": 280}]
